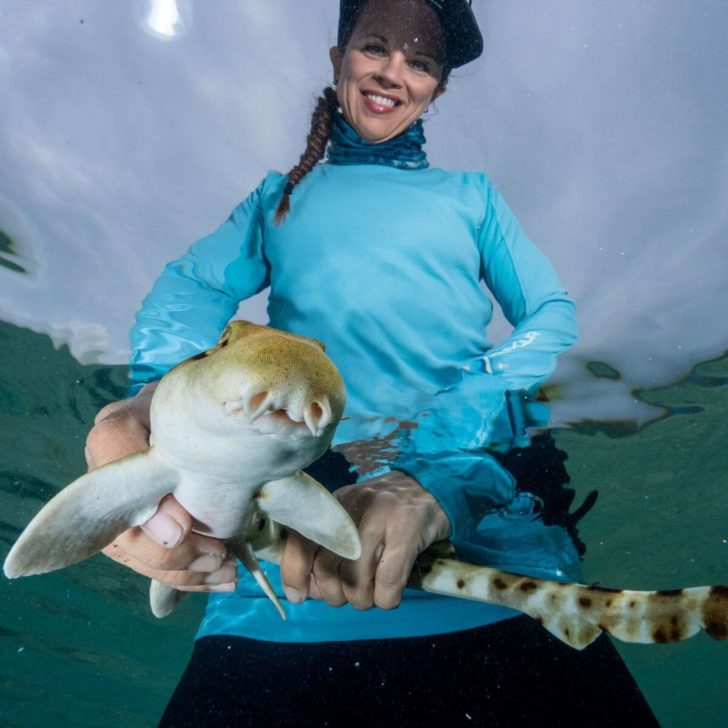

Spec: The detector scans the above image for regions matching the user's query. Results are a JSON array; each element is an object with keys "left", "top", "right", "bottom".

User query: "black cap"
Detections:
[{"left": 337, "top": 0, "right": 483, "bottom": 69}]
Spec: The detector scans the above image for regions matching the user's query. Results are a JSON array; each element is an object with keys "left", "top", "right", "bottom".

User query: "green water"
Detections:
[
  {"left": 557, "top": 354, "right": 728, "bottom": 726},
  {"left": 0, "top": 320, "right": 726, "bottom": 726}
]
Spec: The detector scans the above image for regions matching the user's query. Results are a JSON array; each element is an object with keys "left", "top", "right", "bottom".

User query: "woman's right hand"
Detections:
[{"left": 84, "top": 383, "right": 237, "bottom": 593}]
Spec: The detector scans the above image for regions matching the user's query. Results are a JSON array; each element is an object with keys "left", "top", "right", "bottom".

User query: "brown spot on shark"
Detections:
[{"left": 652, "top": 627, "right": 669, "bottom": 643}]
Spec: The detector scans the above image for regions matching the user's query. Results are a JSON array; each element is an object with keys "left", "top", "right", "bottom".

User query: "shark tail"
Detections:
[{"left": 408, "top": 553, "right": 728, "bottom": 650}]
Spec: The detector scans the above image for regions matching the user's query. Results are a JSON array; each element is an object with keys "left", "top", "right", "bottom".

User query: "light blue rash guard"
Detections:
[{"left": 130, "top": 127, "right": 579, "bottom": 642}]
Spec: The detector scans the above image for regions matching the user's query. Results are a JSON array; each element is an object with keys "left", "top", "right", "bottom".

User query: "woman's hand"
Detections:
[
  {"left": 85, "top": 384, "right": 237, "bottom": 592},
  {"left": 280, "top": 470, "right": 450, "bottom": 610}
]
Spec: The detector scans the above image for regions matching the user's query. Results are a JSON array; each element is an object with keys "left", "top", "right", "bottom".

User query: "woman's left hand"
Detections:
[{"left": 280, "top": 470, "right": 451, "bottom": 610}]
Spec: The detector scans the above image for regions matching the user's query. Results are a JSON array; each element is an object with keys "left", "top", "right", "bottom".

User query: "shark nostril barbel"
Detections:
[
  {"left": 303, "top": 397, "right": 332, "bottom": 436},
  {"left": 244, "top": 390, "right": 272, "bottom": 421}
]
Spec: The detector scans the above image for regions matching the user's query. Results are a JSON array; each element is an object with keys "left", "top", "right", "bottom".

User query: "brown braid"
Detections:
[{"left": 275, "top": 86, "right": 340, "bottom": 224}]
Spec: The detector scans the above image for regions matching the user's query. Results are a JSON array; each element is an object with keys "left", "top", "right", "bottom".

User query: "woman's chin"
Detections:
[{"left": 352, "top": 119, "right": 410, "bottom": 144}]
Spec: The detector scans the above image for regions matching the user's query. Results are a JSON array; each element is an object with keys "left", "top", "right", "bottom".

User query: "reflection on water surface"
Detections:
[{"left": 0, "top": 231, "right": 26, "bottom": 275}]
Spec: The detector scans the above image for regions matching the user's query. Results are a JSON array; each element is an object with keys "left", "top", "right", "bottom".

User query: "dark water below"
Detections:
[{"left": 0, "top": 320, "right": 726, "bottom": 726}]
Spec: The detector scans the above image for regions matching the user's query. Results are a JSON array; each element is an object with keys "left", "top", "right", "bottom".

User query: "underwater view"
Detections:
[{"left": 1, "top": 1, "right": 726, "bottom": 726}]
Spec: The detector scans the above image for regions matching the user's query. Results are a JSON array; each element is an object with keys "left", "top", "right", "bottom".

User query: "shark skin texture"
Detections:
[
  {"left": 248, "top": 515, "right": 728, "bottom": 650},
  {"left": 4, "top": 321, "right": 362, "bottom": 619},
  {"left": 4, "top": 321, "right": 727, "bottom": 649}
]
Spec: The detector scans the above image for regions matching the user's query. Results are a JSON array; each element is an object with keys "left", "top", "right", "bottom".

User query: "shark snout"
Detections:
[{"left": 235, "top": 389, "right": 333, "bottom": 437}]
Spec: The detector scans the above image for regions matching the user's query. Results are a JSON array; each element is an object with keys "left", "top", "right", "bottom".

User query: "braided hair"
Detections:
[{"left": 274, "top": 85, "right": 340, "bottom": 224}]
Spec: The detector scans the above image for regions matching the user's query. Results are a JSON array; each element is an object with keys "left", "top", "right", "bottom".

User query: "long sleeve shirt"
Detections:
[{"left": 130, "top": 163, "right": 579, "bottom": 642}]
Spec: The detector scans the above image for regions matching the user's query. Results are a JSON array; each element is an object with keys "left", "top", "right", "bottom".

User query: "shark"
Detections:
[
  {"left": 4, "top": 320, "right": 361, "bottom": 618},
  {"left": 4, "top": 320, "right": 727, "bottom": 650}
]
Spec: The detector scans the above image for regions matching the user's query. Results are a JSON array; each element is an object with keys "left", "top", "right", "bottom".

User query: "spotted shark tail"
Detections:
[{"left": 408, "top": 553, "right": 728, "bottom": 650}]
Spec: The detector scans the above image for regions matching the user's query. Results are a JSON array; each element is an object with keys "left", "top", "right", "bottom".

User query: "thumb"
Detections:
[{"left": 141, "top": 494, "right": 193, "bottom": 549}]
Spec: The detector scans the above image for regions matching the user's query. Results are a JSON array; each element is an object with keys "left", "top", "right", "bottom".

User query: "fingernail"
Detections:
[
  {"left": 284, "top": 586, "right": 302, "bottom": 604},
  {"left": 204, "top": 563, "right": 238, "bottom": 585},
  {"left": 209, "top": 582, "right": 237, "bottom": 593},
  {"left": 189, "top": 554, "right": 224, "bottom": 572},
  {"left": 145, "top": 513, "right": 183, "bottom": 548}
]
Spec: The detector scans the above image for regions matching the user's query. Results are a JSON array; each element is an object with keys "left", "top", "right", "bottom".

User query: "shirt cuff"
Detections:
[{"left": 393, "top": 452, "right": 516, "bottom": 541}]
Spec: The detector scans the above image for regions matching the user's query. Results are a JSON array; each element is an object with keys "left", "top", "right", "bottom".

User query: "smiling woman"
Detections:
[
  {"left": 77, "top": 0, "right": 662, "bottom": 724},
  {"left": 331, "top": 1, "right": 446, "bottom": 142}
]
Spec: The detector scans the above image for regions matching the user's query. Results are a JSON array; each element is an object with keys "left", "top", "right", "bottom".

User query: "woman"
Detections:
[{"left": 87, "top": 1, "right": 657, "bottom": 723}]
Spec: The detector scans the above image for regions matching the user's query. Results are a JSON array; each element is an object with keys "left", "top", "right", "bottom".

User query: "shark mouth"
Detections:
[{"left": 224, "top": 389, "right": 333, "bottom": 438}]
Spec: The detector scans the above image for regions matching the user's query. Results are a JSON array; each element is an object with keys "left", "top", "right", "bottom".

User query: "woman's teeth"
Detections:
[{"left": 366, "top": 93, "right": 397, "bottom": 108}]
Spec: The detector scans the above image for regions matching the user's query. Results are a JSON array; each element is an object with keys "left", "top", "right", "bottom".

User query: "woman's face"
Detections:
[{"left": 330, "top": 0, "right": 446, "bottom": 143}]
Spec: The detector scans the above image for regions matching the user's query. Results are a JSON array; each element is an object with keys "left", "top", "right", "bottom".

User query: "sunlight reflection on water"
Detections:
[{"left": 133, "top": 0, "right": 192, "bottom": 41}]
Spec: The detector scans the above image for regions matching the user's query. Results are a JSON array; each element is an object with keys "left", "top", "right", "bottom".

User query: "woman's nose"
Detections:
[{"left": 375, "top": 51, "right": 406, "bottom": 88}]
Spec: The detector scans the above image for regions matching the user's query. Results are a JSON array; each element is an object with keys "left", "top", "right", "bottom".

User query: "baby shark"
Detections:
[
  {"left": 4, "top": 321, "right": 361, "bottom": 618},
  {"left": 4, "top": 321, "right": 727, "bottom": 650}
]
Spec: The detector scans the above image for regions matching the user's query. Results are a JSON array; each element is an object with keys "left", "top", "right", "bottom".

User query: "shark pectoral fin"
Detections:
[
  {"left": 4, "top": 449, "right": 177, "bottom": 578},
  {"left": 229, "top": 537, "right": 286, "bottom": 620},
  {"left": 256, "top": 472, "right": 362, "bottom": 561},
  {"left": 149, "top": 579, "right": 187, "bottom": 618}
]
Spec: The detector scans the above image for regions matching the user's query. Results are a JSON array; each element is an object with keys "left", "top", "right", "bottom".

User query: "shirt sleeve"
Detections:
[
  {"left": 129, "top": 181, "right": 271, "bottom": 391},
  {"left": 475, "top": 180, "right": 578, "bottom": 390},
  {"left": 395, "top": 180, "right": 578, "bottom": 542}
]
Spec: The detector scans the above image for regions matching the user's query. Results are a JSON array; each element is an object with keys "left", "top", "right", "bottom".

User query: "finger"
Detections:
[
  {"left": 312, "top": 549, "right": 346, "bottom": 607},
  {"left": 104, "top": 526, "right": 226, "bottom": 573},
  {"left": 94, "top": 383, "right": 156, "bottom": 427},
  {"left": 103, "top": 544, "right": 238, "bottom": 590},
  {"left": 308, "top": 573, "right": 322, "bottom": 600},
  {"left": 141, "top": 494, "right": 193, "bottom": 548},
  {"left": 373, "top": 537, "right": 419, "bottom": 610},
  {"left": 339, "top": 515, "right": 384, "bottom": 610},
  {"left": 280, "top": 530, "right": 316, "bottom": 604},
  {"left": 85, "top": 414, "right": 150, "bottom": 469}
]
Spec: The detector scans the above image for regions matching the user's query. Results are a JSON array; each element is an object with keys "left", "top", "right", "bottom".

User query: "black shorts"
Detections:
[
  {"left": 159, "top": 442, "right": 657, "bottom": 726},
  {"left": 160, "top": 619, "right": 657, "bottom": 726}
]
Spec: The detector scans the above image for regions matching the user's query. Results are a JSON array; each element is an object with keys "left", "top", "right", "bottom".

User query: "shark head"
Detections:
[
  {"left": 151, "top": 321, "right": 347, "bottom": 477},
  {"left": 207, "top": 321, "right": 344, "bottom": 438}
]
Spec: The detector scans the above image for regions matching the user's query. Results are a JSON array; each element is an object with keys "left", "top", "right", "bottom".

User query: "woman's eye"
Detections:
[
  {"left": 408, "top": 59, "right": 430, "bottom": 73},
  {"left": 363, "top": 44, "right": 386, "bottom": 57}
]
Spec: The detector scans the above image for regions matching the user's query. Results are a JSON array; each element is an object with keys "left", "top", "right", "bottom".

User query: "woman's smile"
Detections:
[{"left": 361, "top": 89, "right": 402, "bottom": 113}]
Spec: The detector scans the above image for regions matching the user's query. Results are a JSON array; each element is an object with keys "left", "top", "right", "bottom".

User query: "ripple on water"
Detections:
[{"left": 0, "top": 229, "right": 27, "bottom": 275}]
